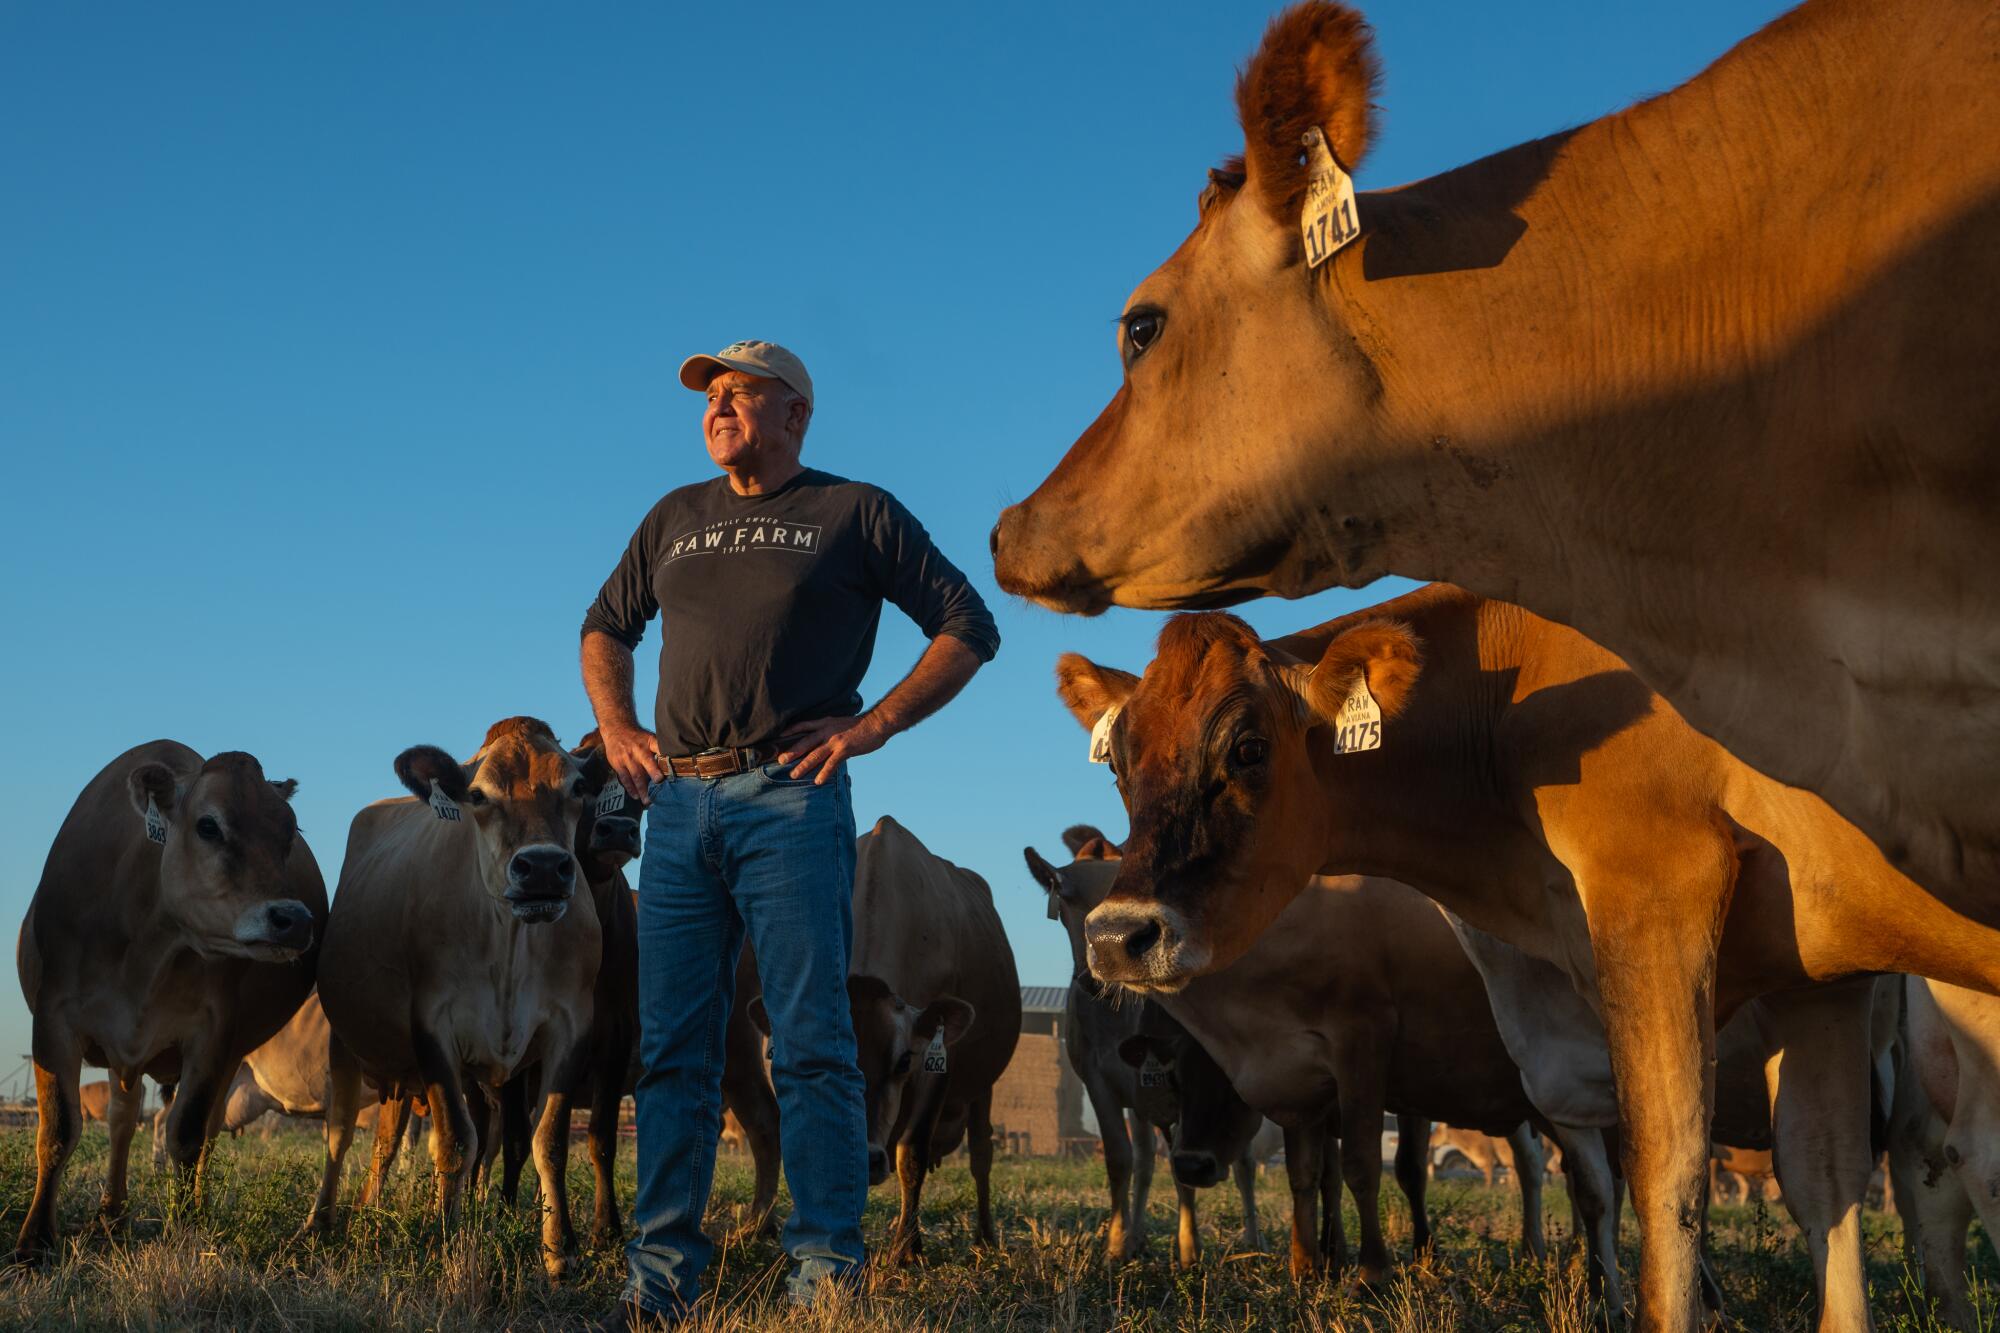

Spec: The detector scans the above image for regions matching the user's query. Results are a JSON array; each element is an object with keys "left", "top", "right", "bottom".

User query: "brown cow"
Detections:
[
  {"left": 1055, "top": 586, "right": 2000, "bottom": 1330},
  {"left": 991, "top": 0, "right": 2000, "bottom": 912},
  {"left": 1430, "top": 1127, "right": 1543, "bottom": 1191},
  {"left": 16, "top": 740, "right": 325, "bottom": 1262},
  {"left": 78, "top": 1081, "right": 111, "bottom": 1124},
  {"left": 757, "top": 816, "right": 1019, "bottom": 1263},
  {"left": 302, "top": 717, "right": 611, "bottom": 1278}
]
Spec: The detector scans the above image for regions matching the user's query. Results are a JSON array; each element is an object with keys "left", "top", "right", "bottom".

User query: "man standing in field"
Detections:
[{"left": 580, "top": 340, "right": 998, "bottom": 1329}]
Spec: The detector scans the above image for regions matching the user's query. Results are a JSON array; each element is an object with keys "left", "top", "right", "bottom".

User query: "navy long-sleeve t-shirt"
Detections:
[{"left": 581, "top": 468, "right": 999, "bottom": 756}]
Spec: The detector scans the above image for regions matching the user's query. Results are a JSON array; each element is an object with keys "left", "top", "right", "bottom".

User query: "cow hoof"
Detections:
[
  {"left": 91, "top": 1205, "right": 128, "bottom": 1235},
  {"left": 542, "top": 1254, "right": 573, "bottom": 1282},
  {"left": 7, "top": 1243, "right": 51, "bottom": 1272}
]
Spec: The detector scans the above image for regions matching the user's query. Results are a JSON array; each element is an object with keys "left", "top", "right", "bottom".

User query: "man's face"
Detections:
[{"left": 704, "top": 370, "right": 803, "bottom": 471}]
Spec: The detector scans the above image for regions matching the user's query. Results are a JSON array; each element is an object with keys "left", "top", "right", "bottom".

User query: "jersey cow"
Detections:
[
  {"left": 992, "top": 0, "right": 2000, "bottom": 911},
  {"left": 16, "top": 741, "right": 325, "bottom": 1263},
  {"left": 1025, "top": 826, "right": 1267, "bottom": 1267},
  {"left": 302, "top": 717, "right": 612, "bottom": 1279},
  {"left": 774, "top": 815, "right": 1019, "bottom": 1264},
  {"left": 1055, "top": 585, "right": 2000, "bottom": 1331}
]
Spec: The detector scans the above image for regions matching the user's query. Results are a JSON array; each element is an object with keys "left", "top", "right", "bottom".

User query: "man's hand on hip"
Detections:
[
  {"left": 778, "top": 714, "right": 888, "bottom": 786},
  {"left": 602, "top": 723, "right": 665, "bottom": 804}
]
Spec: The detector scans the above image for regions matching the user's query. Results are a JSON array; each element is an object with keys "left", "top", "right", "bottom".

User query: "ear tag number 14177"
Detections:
[{"left": 1300, "top": 125, "right": 1360, "bottom": 268}]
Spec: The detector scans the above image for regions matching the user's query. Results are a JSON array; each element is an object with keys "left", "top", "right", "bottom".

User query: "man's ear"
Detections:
[
  {"left": 1236, "top": 1, "right": 1382, "bottom": 225},
  {"left": 1300, "top": 619, "right": 1422, "bottom": 725},
  {"left": 127, "top": 763, "right": 182, "bottom": 822},
  {"left": 1055, "top": 654, "right": 1139, "bottom": 733},
  {"left": 746, "top": 995, "right": 771, "bottom": 1036},
  {"left": 395, "top": 745, "right": 471, "bottom": 803},
  {"left": 913, "top": 996, "right": 976, "bottom": 1048}
]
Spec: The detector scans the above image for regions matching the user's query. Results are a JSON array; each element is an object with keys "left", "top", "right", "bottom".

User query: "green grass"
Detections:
[{"left": 0, "top": 1123, "right": 1991, "bottom": 1330}]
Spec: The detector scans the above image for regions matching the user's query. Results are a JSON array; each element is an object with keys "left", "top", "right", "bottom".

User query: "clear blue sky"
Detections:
[{"left": 0, "top": 1, "right": 1789, "bottom": 1082}]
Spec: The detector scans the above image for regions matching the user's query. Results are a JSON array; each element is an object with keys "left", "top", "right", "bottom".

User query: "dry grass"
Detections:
[{"left": 0, "top": 1123, "right": 1991, "bottom": 1330}]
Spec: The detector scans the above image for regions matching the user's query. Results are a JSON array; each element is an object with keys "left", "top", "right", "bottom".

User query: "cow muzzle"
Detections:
[
  {"left": 232, "top": 899, "right": 316, "bottom": 959},
  {"left": 505, "top": 844, "right": 575, "bottom": 922},
  {"left": 1170, "top": 1150, "right": 1223, "bottom": 1189},
  {"left": 1083, "top": 901, "right": 1207, "bottom": 991},
  {"left": 867, "top": 1143, "right": 890, "bottom": 1186},
  {"left": 590, "top": 815, "right": 642, "bottom": 864}
]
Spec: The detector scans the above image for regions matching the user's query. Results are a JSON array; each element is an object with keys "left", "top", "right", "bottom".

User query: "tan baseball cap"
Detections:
[{"left": 677, "top": 340, "right": 814, "bottom": 407}]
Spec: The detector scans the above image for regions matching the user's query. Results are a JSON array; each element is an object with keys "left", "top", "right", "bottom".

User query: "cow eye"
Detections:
[
  {"left": 1122, "top": 309, "right": 1164, "bottom": 363},
  {"left": 463, "top": 788, "right": 489, "bottom": 807},
  {"left": 1232, "top": 736, "right": 1269, "bottom": 768},
  {"left": 195, "top": 816, "right": 223, "bottom": 843}
]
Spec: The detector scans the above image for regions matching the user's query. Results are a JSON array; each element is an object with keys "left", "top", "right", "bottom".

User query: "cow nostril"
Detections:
[
  {"left": 554, "top": 857, "right": 574, "bottom": 882},
  {"left": 1123, "top": 918, "right": 1163, "bottom": 961}
]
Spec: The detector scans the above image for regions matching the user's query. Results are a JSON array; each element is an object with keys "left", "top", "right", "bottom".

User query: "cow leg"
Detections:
[
  {"left": 586, "top": 1072, "right": 622, "bottom": 1247},
  {"left": 1091, "top": 1082, "right": 1137, "bottom": 1263},
  {"left": 1887, "top": 1042, "right": 1975, "bottom": 1332},
  {"left": 1393, "top": 1114, "right": 1433, "bottom": 1259},
  {"left": 1583, "top": 877, "right": 1724, "bottom": 1333},
  {"left": 151, "top": 1083, "right": 175, "bottom": 1171},
  {"left": 192, "top": 1068, "right": 235, "bottom": 1210},
  {"left": 304, "top": 1032, "right": 366, "bottom": 1233},
  {"left": 463, "top": 1083, "right": 494, "bottom": 1196},
  {"left": 1233, "top": 1147, "right": 1262, "bottom": 1252},
  {"left": 411, "top": 1034, "right": 477, "bottom": 1220},
  {"left": 97, "top": 1074, "right": 146, "bottom": 1227},
  {"left": 499, "top": 1074, "right": 532, "bottom": 1207},
  {"left": 1128, "top": 1111, "right": 1159, "bottom": 1259},
  {"left": 889, "top": 1089, "right": 948, "bottom": 1264},
  {"left": 14, "top": 1022, "right": 83, "bottom": 1264},
  {"left": 531, "top": 1071, "right": 584, "bottom": 1279},
  {"left": 1910, "top": 980, "right": 2000, "bottom": 1331},
  {"left": 1551, "top": 1124, "right": 1626, "bottom": 1312},
  {"left": 719, "top": 1054, "right": 781, "bottom": 1241},
  {"left": 1320, "top": 1121, "right": 1347, "bottom": 1278},
  {"left": 1505, "top": 1123, "right": 1548, "bottom": 1261},
  {"left": 1337, "top": 1089, "right": 1390, "bottom": 1285},
  {"left": 968, "top": 1092, "right": 998, "bottom": 1247},
  {"left": 1172, "top": 1178, "right": 1200, "bottom": 1269},
  {"left": 1283, "top": 1119, "right": 1326, "bottom": 1280},
  {"left": 1761, "top": 979, "right": 1877, "bottom": 1333},
  {"left": 360, "top": 1097, "right": 408, "bottom": 1207}
]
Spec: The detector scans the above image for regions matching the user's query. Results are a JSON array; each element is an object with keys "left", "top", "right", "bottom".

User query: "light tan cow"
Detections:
[
  {"left": 16, "top": 741, "right": 325, "bottom": 1262},
  {"left": 77, "top": 1081, "right": 111, "bottom": 1124},
  {"left": 302, "top": 716, "right": 611, "bottom": 1278},
  {"left": 1430, "top": 1127, "right": 1541, "bottom": 1190},
  {"left": 1055, "top": 586, "right": 2000, "bottom": 1331},
  {"left": 991, "top": 0, "right": 2000, "bottom": 911},
  {"left": 756, "top": 815, "right": 1019, "bottom": 1264},
  {"left": 1710, "top": 1146, "right": 1780, "bottom": 1207}
]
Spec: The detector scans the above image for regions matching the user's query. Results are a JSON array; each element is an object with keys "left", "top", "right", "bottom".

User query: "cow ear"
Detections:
[
  {"left": 1061, "top": 825, "right": 1109, "bottom": 855},
  {"left": 574, "top": 746, "right": 614, "bottom": 791},
  {"left": 395, "top": 745, "right": 471, "bottom": 803},
  {"left": 1299, "top": 618, "right": 1422, "bottom": 726},
  {"left": 1055, "top": 654, "right": 1139, "bottom": 733},
  {"left": 1237, "top": 2, "right": 1380, "bottom": 228},
  {"left": 127, "top": 762, "right": 182, "bottom": 823},
  {"left": 745, "top": 995, "right": 771, "bottom": 1036},
  {"left": 1023, "top": 847, "right": 1068, "bottom": 898},
  {"left": 270, "top": 778, "right": 299, "bottom": 802},
  {"left": 914, "top": 996, "right": 976, "bottom": 1048},
  {"left": 847, "top": 974, "right": 896, "bottom": 1009}
]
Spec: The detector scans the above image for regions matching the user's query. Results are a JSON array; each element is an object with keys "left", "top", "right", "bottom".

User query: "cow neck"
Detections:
[{"left": 1304, "top": 596, "right": 1551, "bottom": 933}]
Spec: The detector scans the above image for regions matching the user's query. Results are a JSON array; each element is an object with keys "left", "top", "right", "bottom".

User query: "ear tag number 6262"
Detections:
[{"left": 923, "top": 1029, "right": 949, "bottom": 1075}]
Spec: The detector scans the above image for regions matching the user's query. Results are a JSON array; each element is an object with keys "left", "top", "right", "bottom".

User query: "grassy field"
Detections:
[{"left": 0, "top": 1122, "right": 1991, "bottom": 1331}]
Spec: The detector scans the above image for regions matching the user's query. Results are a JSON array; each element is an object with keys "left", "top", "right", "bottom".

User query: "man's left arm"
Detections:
[{"left": 780, "top": 491, "right": 1000, "bottom": 784}]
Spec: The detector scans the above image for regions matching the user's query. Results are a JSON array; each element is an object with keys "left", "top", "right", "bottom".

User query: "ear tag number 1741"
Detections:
[{"left": 1300, "top": 125, "right": 1360, "bottom": 268}]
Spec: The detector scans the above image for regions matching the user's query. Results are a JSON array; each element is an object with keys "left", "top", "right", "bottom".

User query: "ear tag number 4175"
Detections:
[
  {"left": 1301, "top": 125, "right": 1360, "bottom": 268},
  {"left": 1331, "top": 676, "right": 1383, "bottom": 755}
]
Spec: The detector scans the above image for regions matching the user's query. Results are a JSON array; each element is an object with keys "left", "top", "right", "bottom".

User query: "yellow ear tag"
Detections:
[
  {"left": 1330, "top": 676, "right": 1383, "bottom": 755},
  {"left": 923, "top": 1028, "right": 949, "bottom": 1074},
  {"left": 143, "top": 797, "right": 169, "bottom": 845},
  {"left": 429, "top": 780, "right": 463, "bottom": 822},
  {"left": 1300, "top": 126, "right": 1360, "bottom": 268}
]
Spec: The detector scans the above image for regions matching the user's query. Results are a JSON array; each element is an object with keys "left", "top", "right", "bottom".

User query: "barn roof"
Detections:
[{"left": 1020, "top": 985, "right": 1069, "bottom": 1015}]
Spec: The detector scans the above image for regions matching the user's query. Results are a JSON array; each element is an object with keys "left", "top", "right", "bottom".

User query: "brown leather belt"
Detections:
[{"left": 655, "top": 745, "right": 777, "bottom": 780}]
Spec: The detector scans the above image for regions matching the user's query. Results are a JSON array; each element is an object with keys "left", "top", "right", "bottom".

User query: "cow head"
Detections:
[
  {"left": 572, "top": 730, "right": 641, "bottom": 883},
  {"left": 826, "top": 975, "right": 973, "bottom": 1186},
  {"left": 127, "top": 751, "right": 315, "bottom": 961},
  {"left": 994, "top": 3, "right": 1407, "bottom": 613},
  {"left": 1056, "top": 610, "right": 1420, "bottom": 989},
  {"left": 1021, "top": 826, "right": 1122, "bottom": 976},
  {"left": 393, "top": 717, "right": 613, "bottom": 923},
  {"left": 1117, "top": 1011, "right": 1263, "bottom": 1189}
]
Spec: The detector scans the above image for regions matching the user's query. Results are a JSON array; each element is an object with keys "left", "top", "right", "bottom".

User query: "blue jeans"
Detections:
[{"left": 622, "top": 762, "right": 868, "bottom": 1318}]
